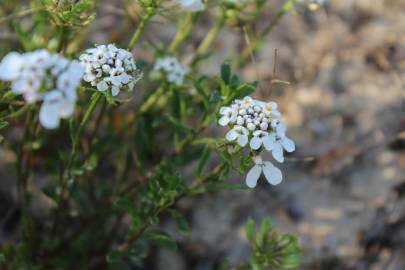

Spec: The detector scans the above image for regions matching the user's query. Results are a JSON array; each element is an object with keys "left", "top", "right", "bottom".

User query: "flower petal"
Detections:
[
  {"left": 0, "top": 52, "right": 22, "bottom": 81},
  {"left": 276, "top": 122, "right": 287, "bottom": 136},
  {"left": 237, "top": 134, "right": 248, "bottom": 147},
  {"left": 246, "top": 164, "right": 262, "bottom": 188},
  {"left": 249, "top": 136, "right": 262, "bottom": 150},
  {"left": 225, "top": 129, "right": 238, "bottom": 141},
  {"left": 218, "top": 116, "right": 230, "bottom": 126},
  {"left": 39, "top": 100, "right": 61, "bottom": 129},
  {"left": 263, "top": 162, "right": 282, "bottom": 185},
  {"left": 272, "top": 143, "right": 284, "bottom": 163},
  {"left": 111, "top": 86, "right": 120, "bottom": 96},
  {"left": 281, "top": 136, "right": 295, "bottom": 152},
  {"left": 97, "top": 80, "right": 108, "bottom": 91},
  {"left": 263, "top": 134, "right": 276, "bottom": 151}
]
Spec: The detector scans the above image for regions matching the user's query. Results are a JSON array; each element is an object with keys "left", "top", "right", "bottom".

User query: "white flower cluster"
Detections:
[
  {"left": 0, "top": 50, "right": 84, "bottom": 129},
  {"left": 218, "top": 96, "right": 295, "bottom": 188},
  {"left": 154, "top": 57, "right": 188, "bottom": 84},
  {"left": 80, "top": 44, "right": 140, "bottom": 96},
  {"left": 180, "top": 0, "right": 205, "bottom": 12}
]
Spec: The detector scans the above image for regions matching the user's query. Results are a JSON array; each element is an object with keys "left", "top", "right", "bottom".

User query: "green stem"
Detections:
[
  {"left": 168, "top": 13, "right": 196, "bottom": 54},
  {"left": 138, "top": 84, "right": 166, "bottom": 114},
  {"left": 236, "top": 0, "right": 298, "bottom": 66},
  {"left": 127, "top": 12, "right": 153, "bottom": 50},
  {"left": 192, "top": 13, "right": 226, "bottom": 66},
  {"left": 65, "top": 92, "right": 102, "bottom": 179}
]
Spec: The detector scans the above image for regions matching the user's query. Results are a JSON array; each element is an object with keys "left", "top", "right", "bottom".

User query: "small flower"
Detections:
[
  {"left": 271, "top": 119, "right": 287, "bottom": 136},
  {"left": 154, "top": 57, "right": 188, "bottom": 84},
  {"left": 225, "top": 125, "right": 249, "bottom": 147},
  {"left": 249, "top": 130, "right": 273, "bottom": 150},
  {"left": 266, "top": 134, "right": 295, "bottom": 163},
  {"left": 180, "top": 0, "right": 205, "bottom": 12},
  {"left": 217, "top": 95, "right": 296, "bottom": 188},
  {"left": 0, "top": 49, "right": 84, "bottom": 129},
  {"left": 246, "top": 156, "right": 282, "bottom": 188},
  {"left": 0, "top": 52, "right": 23, "bottom": 81},
  {"left": 80, "top": 44, "right": 141, "bottom": 96},
  {"left": 218, "top": 106, "right": 237, "bottom": 126},
  {"left": 39, "top": 90, "right": 75, "bottom": 129}
]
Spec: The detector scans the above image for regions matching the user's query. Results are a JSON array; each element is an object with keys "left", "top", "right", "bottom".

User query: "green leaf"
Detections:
[
  {"left": 145, "top": 232, "right": 178, "bottom": 251},
  {"left": 106, "top": 250, "right": 123, "bottom": 263},
  {"left": 169, "top": 209, "right": 190, "bottom": 234},
  {"left": 256, "top": 218, "right": 272, "bottom": 247},
  {"left": 0, "top": 120, "right": 8, "bottom": 129},
  {"left": 196, "top": 146, "right": 210, "bottom": 177},
  {"left": 0, "top": 253, "right": 5, "bottom": 263},
  {"left": 221, "top": 62, "right": 231, "bottom": 84},
  {"left": 245, "top": 217, "right": 255, "bottom": 242}
]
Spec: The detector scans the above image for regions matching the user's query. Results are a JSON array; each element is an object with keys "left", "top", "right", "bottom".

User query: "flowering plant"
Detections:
[{"left": 0, "top": 0, "right": 324, "bottom": 268}]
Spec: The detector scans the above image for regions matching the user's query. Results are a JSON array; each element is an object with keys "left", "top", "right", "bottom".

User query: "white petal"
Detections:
[
  {"left": 39, "top": 102, "right": 60, "bottom": 129},
  {"left": 281, "top": 137, "right": 295, "bottom": 152},
  {"left": 277, "top": 123, "right": 287, "bottom": 136},
  {"left": 263, "top": 135, "right": 276, "bottom": 151},
  {"left": 237, "top": 135, "right": 248, "bottom": 147},
  {"left": 263, "top": 162, "right": 282, "bottom": 185},
  {"left": 218, "top": 116, "right": 230, "bottom": 126},
  {"left": 246, "top": 164, "right": 262, "bottom": 188},
  {"left": 225, "top": 129, "right": 238, "bottom": 141},
  {"left": 59, "top": 99, "right": 75, "bottom": 118},
  {"left": 97, "top": 80, "right": 108, "bottom": 92},
  {"left": 0, "top": 52, "right": 22, "bottom": 81},
  {"left": 219, "top": 106, "right": 230, "bottom": 115},
  {"left": 110, "top": 76, "right": 122, "bottom": 86},
  {"left": 272, "top": 143, "right": 284, "bottom": 163},
  {"left": 111, "top": 86, "right": 120, "bottom": 96},
  {"left": 249, "top": 137, "right": 262, "bottom": 150}
]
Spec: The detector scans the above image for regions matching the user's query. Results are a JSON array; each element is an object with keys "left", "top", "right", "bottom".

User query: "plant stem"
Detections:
[
  {"left": 236, "top": 0, "right": 298, "bottom": 66},
  {"left": 65, "top": 92, "right": 102, "bottom": 177},
  {"left": 191, "top": 12, "right": 226, "bottom": 66},
  {"left": 127, "top": 12, "right": 153, "bottom": 50},
  {"left": 168, "top": 13, "right": 196, "bottom": 54}
]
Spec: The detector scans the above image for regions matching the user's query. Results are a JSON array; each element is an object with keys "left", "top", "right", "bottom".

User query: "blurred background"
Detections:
[{"left": 1, "top": 0, "right": 404, "bottom": 269}]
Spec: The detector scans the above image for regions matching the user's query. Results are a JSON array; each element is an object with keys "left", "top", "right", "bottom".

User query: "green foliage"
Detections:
[{"left": 244, "top": 218, "right": 302, "bottom": 270}]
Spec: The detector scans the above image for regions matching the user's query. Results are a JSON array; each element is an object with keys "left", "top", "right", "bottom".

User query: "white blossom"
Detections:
[
  {"left": 180, "top": 0, "right": 205, "bottom": 12},
  {"left": 218, "top": 106, "right": 237, "bottom": 126},
  {"left": 225, "top": 125, "right": 249, "bottom": 147},
  {"left": 218, "top": 95, "right": 296, "bottom": 188},
  {"left": 266, "top": 134, "right": 295, "bottom": 163},
  {"left": 80, "top": 44, "right": 141, "bottom": 96},
  {"left": 0, "top": 50, "right": 84, "bottom": 129},
  {"left": 246, "top": 156, "right": 282, "bottom": 188},
  {"left": 154, "top": 57, "right": 188, "bottom": 84}
]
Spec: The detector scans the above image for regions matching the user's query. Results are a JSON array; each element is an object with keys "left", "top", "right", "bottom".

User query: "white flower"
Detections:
[
  {"left": 0, "top": 52, "right": 23, "bottom": 81},
  {"left": 218, "top": 106, "right": 237, "bottom": 126},
  {"left": 225, "top": 125, "right": 249, "bottom": 147},
  {"left": 80, "top": 44, "right": 141, "bottom": 96},
  {"left": 246, "top": 156, "right": 282, "bottom": 188},
  {"left": 180, "top": 0, "right": 205, "bottom": 12},
  {"left": 265, "top": 133, "right": 295, "bottom": 163},
  {"left": 249, "top": 130, "right": 274, "bottom": 150},
  {"left": 239, "top": 96, "right": 255, "bottom": 109},
  {"left": 154, "top": 57, "right": 188, "bottom": 84},
  {"left": 271, "top": 119, "right": 287, "bottom": 136},
  {"left": 39, "top": 90, "right": 75, "bottom": 129},
  {"left": 0, "top": 49, "right": 84, "bottom": 129}
]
